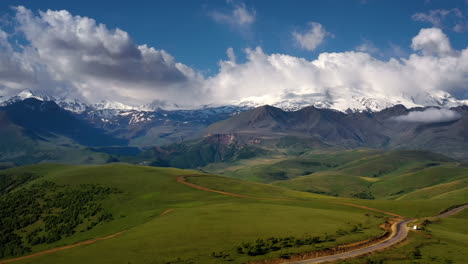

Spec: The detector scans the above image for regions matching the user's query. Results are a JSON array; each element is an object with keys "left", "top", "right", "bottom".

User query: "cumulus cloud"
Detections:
[
  {"left": 210, "top": 2, "right": 255, "bottom": 28},
  {"left": 412, "top": 8, "right": 468, "bottom": 32},
  {"left": 3, "top": 6, "right": 204, "bottom": 105},
  {"left": 292, "top": 22, "right": 331, "bottom": 51},
  {"left": 394, "top": 108, "right": 462, "bottom": 123},
  {"left": 206, "top": 28, "right": 468, "bottom": 110},
  {"left": 0, "top": 28, "right": 48, "bottom": 96},
  {"left": 411, "top": 27, "right": 455, "bottom": 56}
]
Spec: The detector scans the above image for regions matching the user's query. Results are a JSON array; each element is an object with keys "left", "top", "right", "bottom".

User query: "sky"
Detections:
[{"left": 0, "top": 0, "right": 467, "bottom": 109}]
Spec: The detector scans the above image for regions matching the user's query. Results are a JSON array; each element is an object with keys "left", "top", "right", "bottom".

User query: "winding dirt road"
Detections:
[{"left": 286, "top": 219, "right": 413, "bottom": 264}]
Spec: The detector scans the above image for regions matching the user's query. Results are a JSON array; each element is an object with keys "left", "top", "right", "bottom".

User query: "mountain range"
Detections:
[{"left": 0, "top": 89, "right": 467, "bottom": 167}]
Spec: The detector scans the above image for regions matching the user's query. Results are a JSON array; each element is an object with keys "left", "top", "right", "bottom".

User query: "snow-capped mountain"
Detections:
[
  {"left": 1, "top": 89, "right": 135, "bottom": 113},
  {"left": 2, "top": 89, "right": 56, "bottom": 105},
  {"left": 57, "top": 99, "right": 92, "bottom": 113},
  {"left": 93, "top": 100, "right": 134, "bottom": 111},
  {"left": 2, "top": 88, "right": 467, "bottom": 119},
  {"left": 236, "top": 89, "right": 467, "bottom": 112}
]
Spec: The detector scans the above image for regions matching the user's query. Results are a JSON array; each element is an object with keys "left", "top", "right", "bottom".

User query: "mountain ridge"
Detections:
[{"left": 2, "top": 88, "right": 467, "bottom": 114}]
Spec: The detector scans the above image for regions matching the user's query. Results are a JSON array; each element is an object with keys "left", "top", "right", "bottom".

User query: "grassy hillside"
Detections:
[
  {"left": 269, "top": 150, "right": 468, "bottom": 200},
  {"left": 203, "top": 148, "right": 382, "bottom": 182},
  {"left": 337, "top": 150, "right": 453, "bottom": 178},
  {"left": 0, "top": 112, "right": 115, "bottom": 166},
  {"left": 0, "top": 163, "right": 389, "bottom": 264}
]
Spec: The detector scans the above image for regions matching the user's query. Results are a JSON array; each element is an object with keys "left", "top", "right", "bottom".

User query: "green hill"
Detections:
[
  {"left": 271, "top": 151, "right": 468, "bottom": 200},
  {"left": 0, "top": 163, "right": 391, "bottom": 264}
]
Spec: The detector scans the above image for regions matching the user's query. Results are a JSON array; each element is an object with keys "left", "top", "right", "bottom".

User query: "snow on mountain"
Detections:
[
  {"left": 57, "top": 99, "right": 91, "bottom": 113},
  {"left": 138, "top": 100, "right": 181, "bottom": 111},
  {"left": 92, "top": 100, "right": 134, "bottom": 111},
  {"left": 2, "top": 88, "right": 466, "bottom": 120},
  {"left": 236, "top": 89, "right": 467, "bottom": 112},
  {"left": 2, "top": 89, "right": 56, "bottom": 105}
]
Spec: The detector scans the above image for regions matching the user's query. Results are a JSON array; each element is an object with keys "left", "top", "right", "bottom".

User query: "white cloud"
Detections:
[
  {"left": 394, "top": 108, "right": 461, "bottom": 123},
  {"left": 453, "top": 21, "right": 468, "bottom": 33},
  {"left": 412, "top": 8, "right": 468, "bottom": 33},
  {"left": 411, "top": 28, "right": 455, "bottom": 57},
  {"left": 292, "top": 22, "right": 331, "bottom": 51},
  {"left": 206, "top": 28, "right": 468, "bottom": 109},
  {"left": 210, "top": 2, "right": 255, "bottom": 28},
  {"left": 356, "top": 40, "right": 381, "bottom": 56},
  {"left": 226, "top": 47, "right": 236, "bottom": 63},
  {"left": 6, "top": 6, "right": 204, "bottom": 105}
]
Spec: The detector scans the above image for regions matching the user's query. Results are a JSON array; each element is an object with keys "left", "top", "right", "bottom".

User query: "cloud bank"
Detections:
[
  {"left": 0, "top": 7, "right": 467, "bottom": 110},
  {"left": 394, "top": 108, "right": 462, "bottom": 123}
]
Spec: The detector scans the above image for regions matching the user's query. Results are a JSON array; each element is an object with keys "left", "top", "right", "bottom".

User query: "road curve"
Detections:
[
  {"left": 285, "top": 204, "right": 468, "bottom": 264},
  {"left": 286, "top": 219, "right": 413, "bottom": 264}
]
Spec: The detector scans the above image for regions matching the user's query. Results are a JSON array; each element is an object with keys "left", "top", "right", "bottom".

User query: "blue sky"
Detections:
[{"left": 1, "top": 0, "right": 466, "bottom": 73}]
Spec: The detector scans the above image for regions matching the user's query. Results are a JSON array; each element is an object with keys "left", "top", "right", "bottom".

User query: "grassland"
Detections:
[
  {"left": 1, "top": 147, "right": 467, "bottom": 264},
  {"left": 263, "top": 150, "right": 468, "bottom": 201},
  {"left": 0, "top": 163, "right": 388, "bottom": 264},
  {"left": 202, "top": 148, "right": 382, "bottom": 182}
]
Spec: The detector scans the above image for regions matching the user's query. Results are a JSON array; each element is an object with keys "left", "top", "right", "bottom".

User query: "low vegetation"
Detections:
[{"left": 0, "top": 179, "right": 118, "bottom": 258}]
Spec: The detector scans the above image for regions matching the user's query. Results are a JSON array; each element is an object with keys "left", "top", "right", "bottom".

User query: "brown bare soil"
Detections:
[
  {"left": 160, "top": 208, "right": 174, "bottom": 216},
  {"left": 331, "top": 202, "right": 403, "bottom": 217}
]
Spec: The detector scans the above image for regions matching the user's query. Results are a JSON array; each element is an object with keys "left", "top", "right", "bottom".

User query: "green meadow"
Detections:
[
  {"left": 1, "top": 164, "right": 386, "bottom": 264},
  {"left": 1, "top": 148, "right": 467, "bottom": 264}
]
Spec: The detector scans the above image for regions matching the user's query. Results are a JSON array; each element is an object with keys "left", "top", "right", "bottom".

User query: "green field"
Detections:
[
  {"left": 1, "top": 163, "right": 388, "bottom": 264},
  {"left": 264, "top": 150, "right": 468, "bottom": 200},
  {"left": 1, "top": 147, "right": 467, "bottom": 264}
]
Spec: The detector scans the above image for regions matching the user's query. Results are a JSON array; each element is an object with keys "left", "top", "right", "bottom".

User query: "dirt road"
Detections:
[
  {"left": 331, "top": 202, "right": 403, "bottom": 217},
  {"left": 436, "top": 204, "right": 468, "bottom": 218},
  {"left": 177, "top": 175, "right": 298, "bottom": 201},
  {"left": 286, "top": 219, "right": 413, "bottom": 264}
]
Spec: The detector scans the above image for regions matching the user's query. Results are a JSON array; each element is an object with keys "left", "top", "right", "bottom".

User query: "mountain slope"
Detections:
[
  {"left": 1, "top": 98, "right": 126, "bottom": 146},
  {"left": 272, "top": 151, "right": 467, "bottom": 199},
  {"left": 206, "top": 105, "right": 468, "bottom": 160},
  {"left": 0, "top": 112, "right": 112, "bottom": 165}
]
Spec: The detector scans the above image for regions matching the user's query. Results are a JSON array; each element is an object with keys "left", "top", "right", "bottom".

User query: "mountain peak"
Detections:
[{"left": 15, "top": 89, "right": 55, "bottom": 102}]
